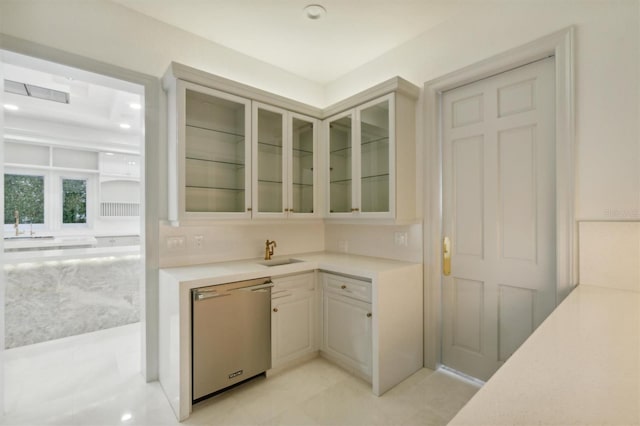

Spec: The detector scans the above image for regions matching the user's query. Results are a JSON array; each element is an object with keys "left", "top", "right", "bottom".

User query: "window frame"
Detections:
[{"left": 3, "top": 166, "right": 97, "bottom": 234}]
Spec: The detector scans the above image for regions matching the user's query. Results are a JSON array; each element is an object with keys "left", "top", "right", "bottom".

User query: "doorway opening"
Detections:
[{"left": 1, "top": 50, "right": 145, "bottom": 415}]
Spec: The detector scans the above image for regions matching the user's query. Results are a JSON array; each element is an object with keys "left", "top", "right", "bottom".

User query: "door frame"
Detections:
[
  {"left": 422, "top": 27, "right": 575, "bottom": 370},
  {"left": 0, "top": 35, "right": 161, "bottom": 384}
]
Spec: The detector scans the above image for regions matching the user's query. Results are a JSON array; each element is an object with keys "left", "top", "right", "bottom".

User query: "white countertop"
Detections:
[
  {"left": 159, "top": 252, "right": 420, "bottom": 287},
  {"left": 449, "top": 284, "right": 640, "bottom": 426}
]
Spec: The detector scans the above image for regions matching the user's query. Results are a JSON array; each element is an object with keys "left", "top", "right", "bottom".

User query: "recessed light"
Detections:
[
  {"left": 119, "top": 123, "right": 131, "bottom": 129},
  {"left": 3, "top": 104, "right": 19, "bottom": 111},
  {"left": 304, "top": 4, "right": 326, "bottom": 20},
  {"left": 120, "top": 412, "right": 132, "bottom": 422},
  {"left": 129, "top": 102, "right": 142, "bottom": 110},
  {"left": 105, "top": 152, "right": 115, "bottom": 156}
]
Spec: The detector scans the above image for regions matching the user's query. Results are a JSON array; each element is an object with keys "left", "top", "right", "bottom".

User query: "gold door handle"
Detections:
[{"left": 443, "top": 236, "right": 451, "bottom": 276}]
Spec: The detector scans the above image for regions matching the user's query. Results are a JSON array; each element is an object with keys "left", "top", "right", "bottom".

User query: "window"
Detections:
[
  {"left": 62, "top": 179, "right": 87, "bottom": 224},
  {"left": 4, "top": 174, "right": 45, "bottom": 225}
]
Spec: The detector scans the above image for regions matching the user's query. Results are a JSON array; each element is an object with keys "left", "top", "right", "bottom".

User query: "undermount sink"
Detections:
[{"left": 258, "top": 258, "right": 304, "bottom": 267}]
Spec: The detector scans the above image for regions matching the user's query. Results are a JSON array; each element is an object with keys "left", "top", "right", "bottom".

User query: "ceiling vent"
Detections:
[{"left": 4, "top": 79, "right": 70, "bottom": 104}]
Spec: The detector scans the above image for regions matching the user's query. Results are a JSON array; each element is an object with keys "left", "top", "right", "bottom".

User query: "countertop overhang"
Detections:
[{"left": 449, "top": 284, "right": 640, "bottom": 425}]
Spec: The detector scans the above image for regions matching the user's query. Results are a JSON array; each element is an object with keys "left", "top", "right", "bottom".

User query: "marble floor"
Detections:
[{"left": 2, "top": 323, "right": 481, "bottom": 425}]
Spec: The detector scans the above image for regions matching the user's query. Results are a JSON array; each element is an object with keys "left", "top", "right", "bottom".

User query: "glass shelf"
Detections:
[
  {"left": 186, "top": 156, "right": 244, "bottom": 167},
  {"left": 361, "top": 136, "right": 389, "bottom": 146},
  {"left": 292, "top": 182, "right": 313, "bottom": 187},
  {"left": 186, "top": 185, "right": 245, "bottom": 191},
  {"left": 258, "top": 141, "right": 283, "bottom": 148},
  {"left": 293, "top": 147, "right": 313, "bottom": 155},
  {"left": 362, "top": 173, "right": 390, "bottom": 180},
  {"left": 186, "top": 123, "right": 245, "bottom": 141},
  {"left": 330, "top": 146, "right": 352, "bottom": 154},
  {"left": 258, "top": 179, "right": 283, "bottom": 184},
  {"left": 330, "top": 178, "right": 353, "bottom": 185}
]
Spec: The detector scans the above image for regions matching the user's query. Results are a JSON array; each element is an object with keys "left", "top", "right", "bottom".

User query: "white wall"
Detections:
[
  {"left": 325, "top": 0, "right": 640, "bottom": 222},
  {"left": 0, "top": 0, "right": 324, "bottom": 107},
  {"left": 579, "top": 221, "right": 640, "bottom": 291}
]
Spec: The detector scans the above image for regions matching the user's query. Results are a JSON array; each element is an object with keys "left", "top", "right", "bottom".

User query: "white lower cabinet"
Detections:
[
  {"left": 321, "top": 273, "right": 373, "bottom": 380},
  {"left": 271, "top": 272, "right": 318, "bottom": 368}
]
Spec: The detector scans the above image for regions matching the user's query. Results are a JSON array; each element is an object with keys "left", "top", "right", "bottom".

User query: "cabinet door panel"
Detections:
[
  {"left": 273, "top": 294, "right": 315, "bottom": 363},
  {"left": 323, "top": 292, "right": 372, "bottom": 377},
  {"left": 290, "top": 116, "right": 316, "bottom": 214},
  {"left": 183, "top": 87, "right": 250, "bottom": 215},
  {"left": 359, "top": 96, "right": 392, "bottom": 214},
  {"left": 328, "top": 113, "right": 355, "bottom": 214},
  {"left": 255, "top": 106, "right": 286, "bottom": 214}
]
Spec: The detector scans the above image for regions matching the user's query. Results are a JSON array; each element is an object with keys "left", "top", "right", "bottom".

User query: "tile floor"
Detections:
[{"left": 2, "top": 324, "right": 480, "bottom": 425}]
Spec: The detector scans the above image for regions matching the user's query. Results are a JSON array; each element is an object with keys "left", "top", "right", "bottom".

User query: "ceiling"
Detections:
[
  {"left": 3, "top": 52, "right": 144, "bottom": 152},
  {"left": 112, "top": 0, "right": 473, "bottom": 84}
]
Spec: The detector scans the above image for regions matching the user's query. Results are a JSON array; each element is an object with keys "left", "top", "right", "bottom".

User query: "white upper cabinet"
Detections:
[
  {"left": 167, "top": 80, "right": 252, "bottom": 223},
  {"left": 164, "top": 63, "right": 417, "bottom": 224},
  {"left": 325, "top": 88, "right": 417, "bottom": 222},
  {"left": 252, "top": 103, "right": 318, "bottom": 218}
]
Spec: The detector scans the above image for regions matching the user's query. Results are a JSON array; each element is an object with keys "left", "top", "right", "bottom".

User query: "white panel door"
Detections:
[{"left": 442, "top": 58, "right": 556, "bottom": 381}]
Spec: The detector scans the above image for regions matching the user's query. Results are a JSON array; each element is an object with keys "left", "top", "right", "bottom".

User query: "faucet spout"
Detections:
[
  {"left": 264, "top": 239, "right": 277, "bottom": 260},
  {"left": 14, "top": 210, "right": 24, "bottom": 237}
]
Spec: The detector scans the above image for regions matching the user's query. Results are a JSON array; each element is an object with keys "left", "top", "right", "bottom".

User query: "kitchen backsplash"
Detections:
[
  {"left": 159, "top": 222, "right": 325, "bottom": 267},
  {"left": 324, "top": 223, "right": 423, "bottom": 263},
  {"left": 159, "top": 221, "right": 423, "bottom": 267},
  {"left": 579, "top": 221, "right": 640, "bottom": 292}
]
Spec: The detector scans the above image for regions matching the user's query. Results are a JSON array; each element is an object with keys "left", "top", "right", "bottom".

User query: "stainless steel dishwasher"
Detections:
[{"left": 191, "top": 277, "right": 273, "bottom": 402}]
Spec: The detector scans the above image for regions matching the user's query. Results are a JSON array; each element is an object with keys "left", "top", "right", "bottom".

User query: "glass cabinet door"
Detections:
[
  {"left": 359, "top": 98, "right": 390, "bottom": 213},
  {"left": 290, "top": 116, "right": 315, "bottom": 214},
  {"left": 184, "top": 88, "right": 249, "bottom": 213},
  {"left": 328, "top": 113, "right": 354, "bottom": 214},
  {"left": 255, "top": 105, "right": 285, "bottom": 214}
]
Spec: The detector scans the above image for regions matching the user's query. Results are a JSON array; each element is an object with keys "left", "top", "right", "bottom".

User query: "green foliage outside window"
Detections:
[
  {"left": 62, "top": 179, "right": 87, "bottom": 224},
  {"left": 4, "top": 174, "right": 45, "bottom": 225}
]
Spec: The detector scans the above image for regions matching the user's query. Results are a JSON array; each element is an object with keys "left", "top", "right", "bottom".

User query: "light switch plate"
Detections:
[
  {"left": 167, "top": 236, "right": 186, "bottom": 250},
  {"left": 194, "top": 235, "right": 204, "bottom": 248},
  {"left": 394, "top": 232, "right": 408, "bottom": 247}
]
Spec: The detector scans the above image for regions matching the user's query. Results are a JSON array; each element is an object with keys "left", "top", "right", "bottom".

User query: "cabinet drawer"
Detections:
[
  {"left": 323, "top": 274, "right": 371, "bottom": 303},
  {"left": 272, "top": 273, "right": 315, "bottom": 299}
]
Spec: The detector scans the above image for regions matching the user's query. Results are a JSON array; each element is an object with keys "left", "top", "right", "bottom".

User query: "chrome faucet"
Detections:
[
  {"left": 14, "top": 210, "right": 24, "bottom": 237},
  {"left": 264, "top": 239, "right": 277, "bottom": 260}
]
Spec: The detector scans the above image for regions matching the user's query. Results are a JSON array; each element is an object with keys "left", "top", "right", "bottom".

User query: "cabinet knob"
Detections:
[
  {"left": 273, "top": 308, "right": 278, "bottom": 313},
  {"left": 289, "top": 208, "right": 294, "bottom": 213},
  {"left": 341, "top": 285, "right": 347, "bottom": 289},
  {"left": 247, "top": 208, "right": 252, "bottom": 212},
  {"left": 366, "top": 313, "right": 372, "bottom": 318}
]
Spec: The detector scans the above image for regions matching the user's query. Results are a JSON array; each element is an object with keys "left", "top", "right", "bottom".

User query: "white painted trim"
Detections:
[
  {"left": 164, "top": 62, "right": 323, "bottom": 119},
  {"left": 0, "top": 34, "right": 162, "bottom": 382},
  {"left": 422, "top": 27, "right": 575, "bottom": 370}
]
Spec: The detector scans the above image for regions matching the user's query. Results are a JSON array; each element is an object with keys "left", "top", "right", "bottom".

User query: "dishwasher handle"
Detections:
[
  {"left": 235, "top": 281, "right": 274, "bottom": 292},
  {"left": 193, "top": 289, "right": 231, "bottom": 301}
]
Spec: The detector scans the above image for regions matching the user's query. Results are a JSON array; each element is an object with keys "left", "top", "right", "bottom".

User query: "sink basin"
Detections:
[{"left": 258, "top": 258, "right": 304, "bottom": 267}]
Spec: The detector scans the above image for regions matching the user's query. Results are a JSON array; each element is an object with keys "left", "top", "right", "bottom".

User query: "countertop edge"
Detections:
[{"left": 448, "top": 284, "right": 640, "bottom": 426}]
